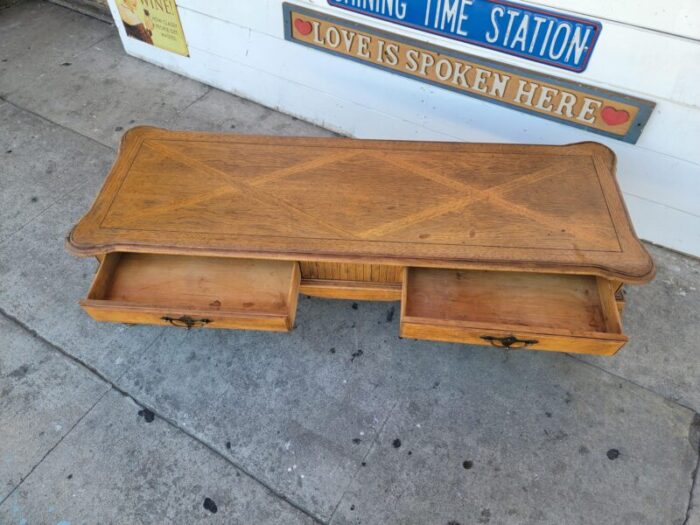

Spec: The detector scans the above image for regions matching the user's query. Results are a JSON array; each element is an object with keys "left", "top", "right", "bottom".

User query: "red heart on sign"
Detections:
[
  {"left": 294, "top": 18, "right": 313, "bottom": 36},
  {"left": 601, "top": 106, "right": 630, "bottom": 126}
]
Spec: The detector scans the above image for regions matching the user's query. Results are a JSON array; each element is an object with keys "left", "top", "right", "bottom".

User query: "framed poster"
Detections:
[{"left": 115, "top": 0, "right": 189, "bottom": 56}]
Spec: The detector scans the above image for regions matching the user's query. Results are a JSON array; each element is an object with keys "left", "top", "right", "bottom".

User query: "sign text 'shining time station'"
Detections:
[{"left": 328, "top": 0, "right": 601, "bottom": 72}]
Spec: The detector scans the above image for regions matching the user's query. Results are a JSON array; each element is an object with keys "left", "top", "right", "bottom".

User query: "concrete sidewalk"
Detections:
[{"left": 1, "top": 2, "right": 699, "bottom": 524}]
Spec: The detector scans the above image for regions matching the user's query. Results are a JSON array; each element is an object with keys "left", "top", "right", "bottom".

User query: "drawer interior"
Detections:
[
  {"left": 83, "top": 253, "right": 300, "bottom": 328},
  {"left": 402, "top": 268, "right": 623, "bottom": 338}
]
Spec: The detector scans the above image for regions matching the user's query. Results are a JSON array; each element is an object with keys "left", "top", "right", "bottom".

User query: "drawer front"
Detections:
[
  {"left": 81, "top": 253, "right": 300, "bottom": 332},
  {"left": 400, "top": 321, "right": 626, "bottom": 356},
  {"left": 401, "top": 267, "right": 627, "bottom": 356},
  {"left": 82, "top": 304, "right": 293, "bottom": 331}
]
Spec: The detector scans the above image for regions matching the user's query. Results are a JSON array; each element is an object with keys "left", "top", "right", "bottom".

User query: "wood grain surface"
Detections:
[
  {"left": 400, "top": 267, "right": 627, "bottom": 355},
  {"left": 81, "top": 253, "right": 300, "bottom": 331},
  {"left": 67, "top": 127, "right": 654, "bottom": 283}
]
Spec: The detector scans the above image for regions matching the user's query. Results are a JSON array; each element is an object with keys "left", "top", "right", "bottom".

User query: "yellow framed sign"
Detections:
[{"left": 116, "top": 0, "right": 189, "bottom": 57}]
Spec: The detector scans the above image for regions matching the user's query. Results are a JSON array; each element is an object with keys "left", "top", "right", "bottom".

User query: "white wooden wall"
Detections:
[{"left": 107, "top": 0, "right": 700, "bottom": 257}]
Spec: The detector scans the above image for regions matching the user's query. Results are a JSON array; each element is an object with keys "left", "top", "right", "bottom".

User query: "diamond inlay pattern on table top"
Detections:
[
  {"left": 389, "top": 151, "right": 564, "bottom": 191},
  {"left": 499, "top": 156, "right": 619, "bottom": 249},
  {"left": 101, "top": 139, "right": 619, "bottom": 252},
  {"left": 379, "top": 199, "right": 607, "bottom": 250},
  {"left": 363, "top": 152, "right": 619, "bottom": 251},
  {"left": 103, "top": 144, "right": 238, "bottom": 228},
  {"left": 156, "top": 140, "right": 338, "bottom": 184},
  {"left": 68, "top": 128, "right": 652, "bottom": 281},
  {"left": 141, "top": 192, "right": 351, "bottom": 239},
  {"left": 254, "top": 153, "right": 460, "bottom": 236}
]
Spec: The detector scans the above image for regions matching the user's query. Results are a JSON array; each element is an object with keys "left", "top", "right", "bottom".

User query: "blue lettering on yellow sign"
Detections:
[{"left": 327, "top": 0, "right": 601, "bottom": 72}]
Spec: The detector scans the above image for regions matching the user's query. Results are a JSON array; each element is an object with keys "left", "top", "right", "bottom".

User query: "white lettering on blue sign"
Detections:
[{"left": 328, "top": 0, "right": 601, "bottom": 72}]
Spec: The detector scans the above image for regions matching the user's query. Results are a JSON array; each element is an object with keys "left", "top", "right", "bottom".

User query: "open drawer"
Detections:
[
  {"left": 400, "top": 268, "right": 627, "bottom": 355},
  {"left": 81, "top": 253, "right": 300, "bottom": 332}
]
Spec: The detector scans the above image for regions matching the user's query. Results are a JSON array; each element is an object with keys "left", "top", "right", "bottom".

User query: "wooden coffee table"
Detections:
[{"left": 67, "top": 127, "right": 654, "bottom": 355}]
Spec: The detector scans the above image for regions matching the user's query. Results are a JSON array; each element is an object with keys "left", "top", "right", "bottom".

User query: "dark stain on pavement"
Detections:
[
  {"left": 689, "top": 414, "right": 700, "bottom": 450},
  {"left": 350, "top": 349, "right": 363, "bottom": 361},
  {"left": 8, "top": 364, "right": 29, "bottom": 379},
  {"left": 392, "top": 438, "right": 401, "bottom": 449},
  {"left": 138, "top": 408, "right": 155, "bottom": 423},
  {"left": 203, "top": 497, "right": 218, "bottom": 513},
  {"left": 607, "top": 448, "right": 620, "bottom": 460},
  {"left": 544, "top": 429, "right": 568, "bottom": 442},
  {"left": 386, "top": 306, "right": 395, "bottom": 322}
]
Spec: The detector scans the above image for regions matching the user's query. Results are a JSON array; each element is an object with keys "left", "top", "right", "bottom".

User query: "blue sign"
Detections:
[{"left": 327, "top": 0, "right": 601, "bottom": 72}]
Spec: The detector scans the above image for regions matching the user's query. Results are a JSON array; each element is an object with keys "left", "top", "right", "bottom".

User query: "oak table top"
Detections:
[{"left": 67, "top": 127, "right": 654, "bottom": 283}]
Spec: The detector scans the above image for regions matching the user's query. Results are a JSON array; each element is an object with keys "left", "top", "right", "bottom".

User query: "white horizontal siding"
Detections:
[
  {"left": 524, "top": 0, "right": 700, "bottom": 41},
  {"left": 625, "top": 195, "right": 700, "bottom": 257}
]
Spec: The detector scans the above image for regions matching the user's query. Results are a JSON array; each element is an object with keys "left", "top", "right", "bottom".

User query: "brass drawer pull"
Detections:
[
  {"left": 161, "top": 315, "right": 212, "bottom": 330},
  {"left": 480, "top": 335, "right": 538, "bottom": 349}
]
